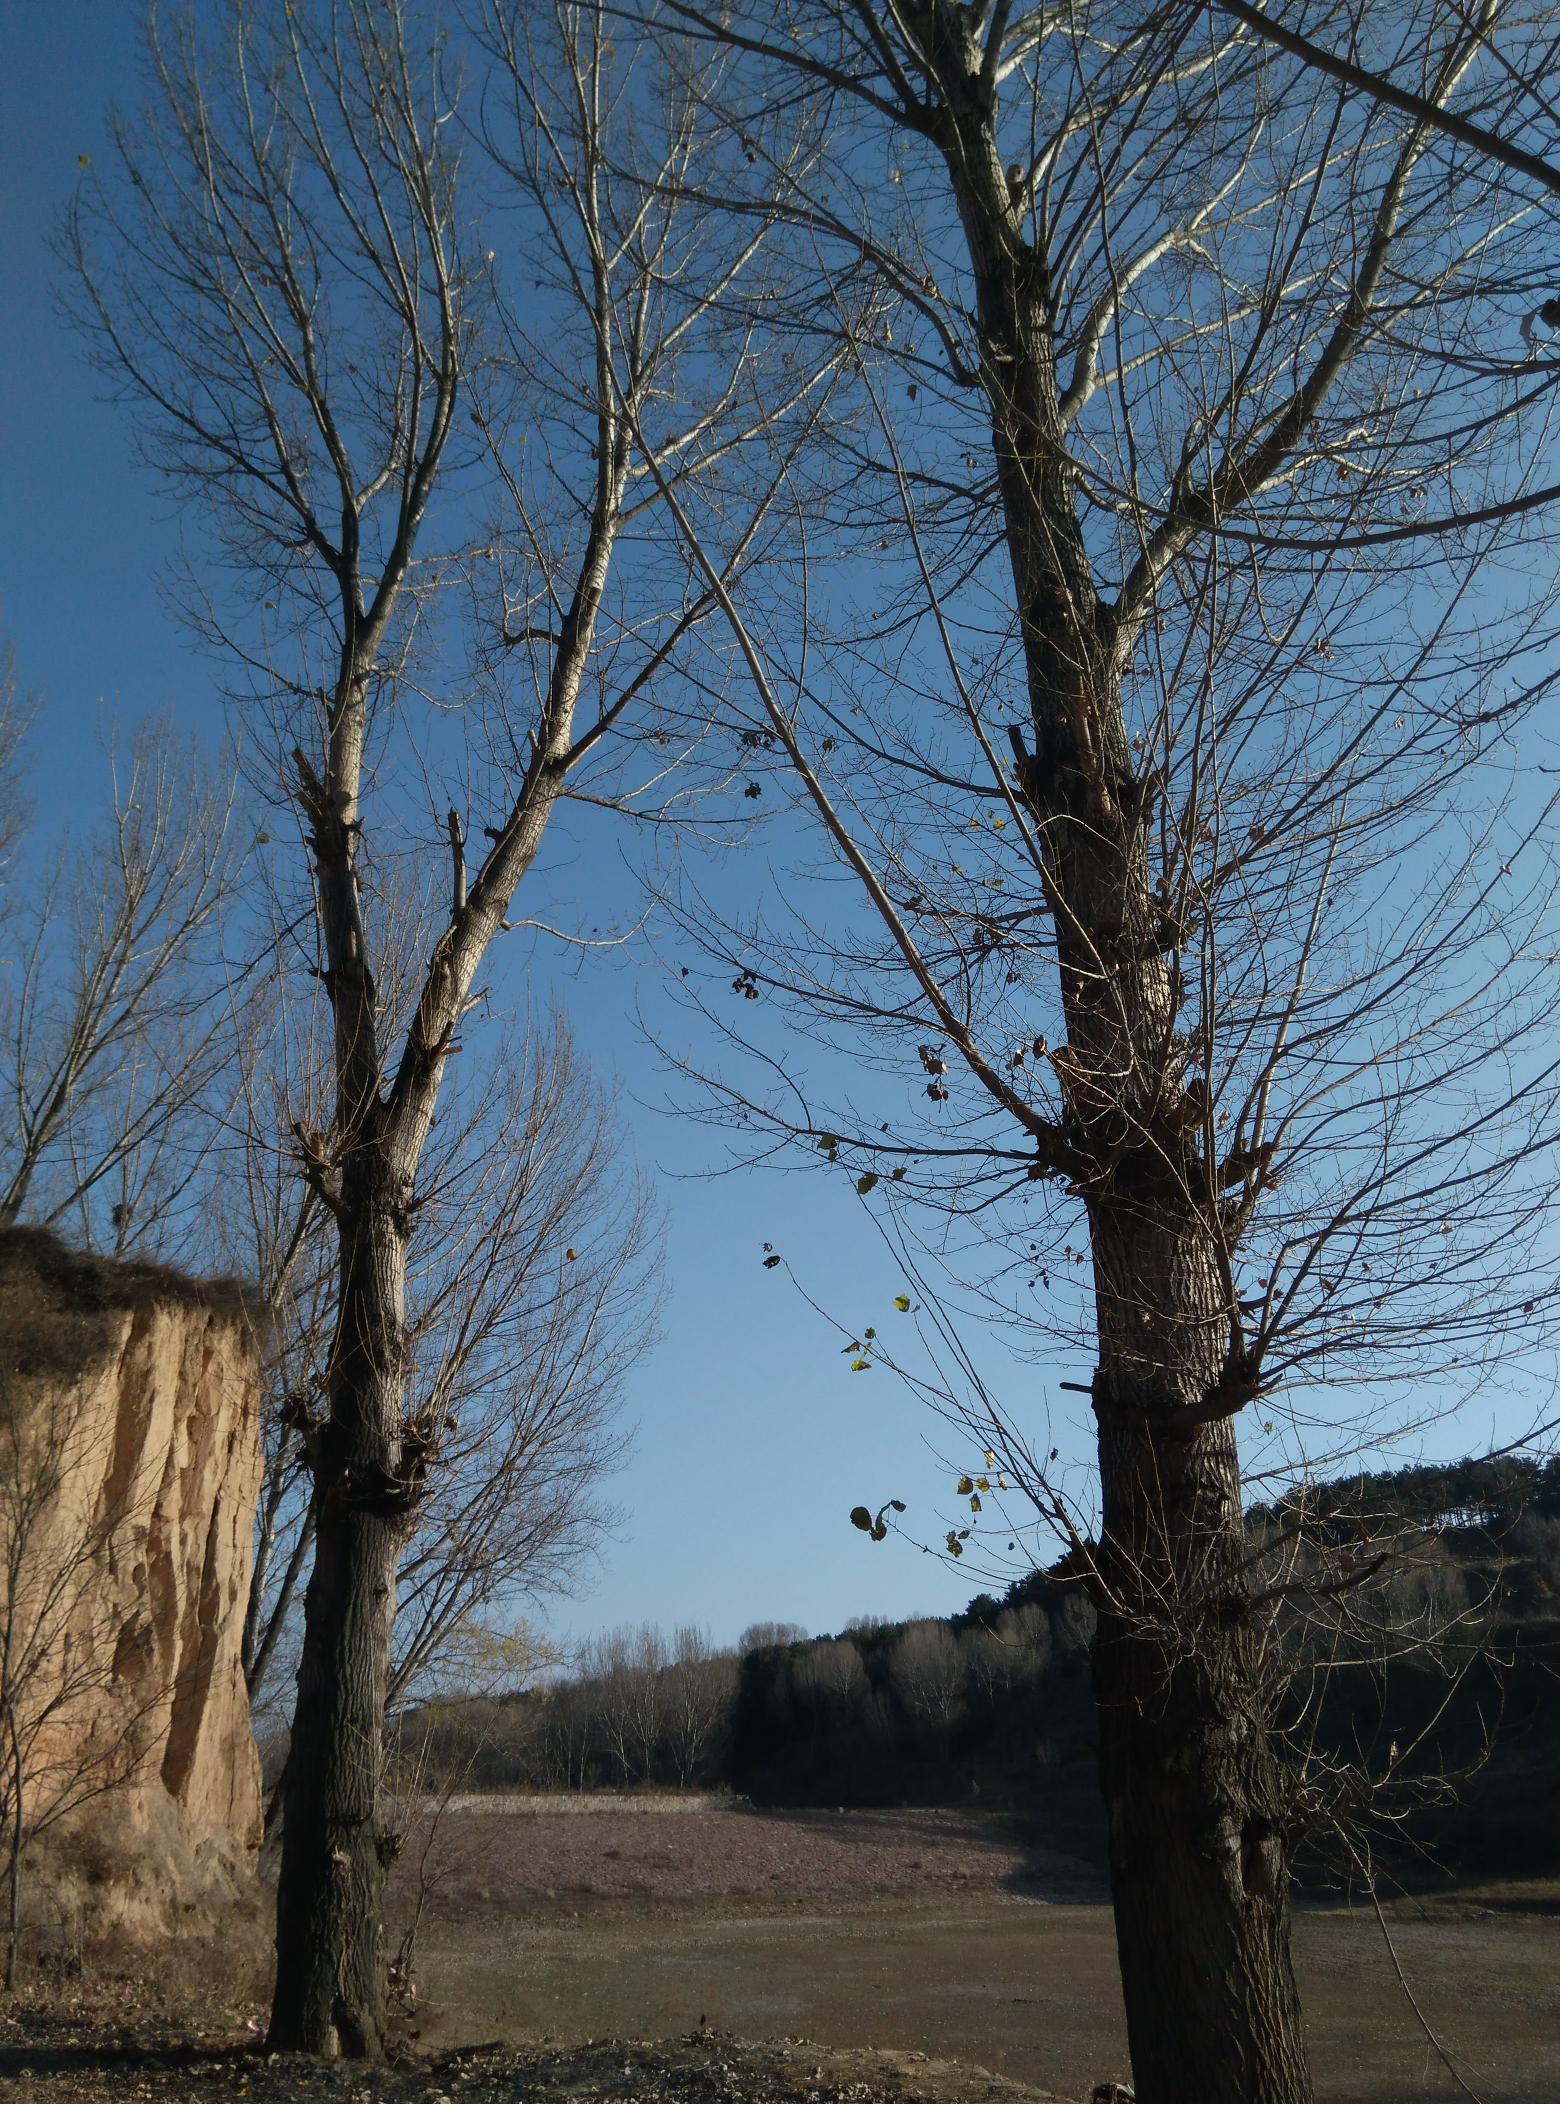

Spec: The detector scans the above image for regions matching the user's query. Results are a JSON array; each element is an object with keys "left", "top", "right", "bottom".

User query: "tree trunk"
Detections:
[
  {"left": 268, "top": 1159, "right": 412, "bottom": 2058},
  {"left": 1016, "top": 571, "right": 1313, "bottom": 2104},
  {"left": 1089, "top": 1215, "right": 1310, "bottom": 2104},
  {"left": 916, "top": 17, "right": 1315, "bottom": 2087}
]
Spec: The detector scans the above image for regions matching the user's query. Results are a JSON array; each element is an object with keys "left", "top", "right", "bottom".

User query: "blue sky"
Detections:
[
  {"left": 4, "top": 4, "right": 1545, "bottom": 1661},
  {"left": 0, "top": 0, "right": 997, "bottom": 1649}
]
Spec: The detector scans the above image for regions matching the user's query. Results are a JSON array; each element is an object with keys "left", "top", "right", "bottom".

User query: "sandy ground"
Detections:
[{"left": 389, "top": 1804, "right": 1560, "bottom": 2104}]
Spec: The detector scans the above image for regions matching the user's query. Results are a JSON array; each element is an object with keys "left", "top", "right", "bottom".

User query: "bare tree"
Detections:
[
  {"left": 64, "top": 0, "right": 820, "bottom": 2054},
  {"left": 581, "top": 1624, "right": 673, "bottom": 1783},
  {"left": 235, "top": 1010, "right": 652, "bottom": 1721},
  {"left": 1208, "top": 0, "right": 1560, "bottom": 204},
  {"left": 739, "top": 1621, "right": 807, "bottom": 1651},
  {"left": 888, "top": 1618, "right": 965, "bottom": 1744},
  {"left": 795, "top": 1634, "right": 867, "bottom": 1705},
  {"left": 661, "top": 1626, "right": 739, "bottom": 1787},
  {"left": 0, "top": 716, "right": 243, "bottom": 1261},
  {"left": 384, "top": 1026, "right": 653, "bottom": 1706},
  {"left": 535, "top": 1674, "right": 595, "bottom": 1792},
  {"left": 638, "top": 2, "right": 1560, "bottom": 2097},
  {"left": 960, "top": 1605, "right": 1051, "bottom": 1709}
]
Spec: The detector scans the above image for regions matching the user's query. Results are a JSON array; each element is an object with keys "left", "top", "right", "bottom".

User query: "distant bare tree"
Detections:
[
  {"left": 583, "top": 1624, "right": 674, "bottom": 1783},
  {"left": 0, "top": 716, "right": 242, "bottom": 1260},
  {"left": 794, "top": 1635, "right": 867, "bottom": 1706},
  {"left": 535, "top": 1676, "right": 595, "bottom": 1793},
  {"left": 960, "top": 1607, "right": 1051, "bottom": 1708},
  {"left": 739, "top": 1622, "right": 807, "bottom": 1652},
  {"left": 889, "top": 1619, "right": 965, "bottom": 1741},
  {"left": 236, "top": 1011, "right": 653, "bottom": 1720},
  {"left": 661, "top": 1627, "right": 739, "bottom": 1787}
]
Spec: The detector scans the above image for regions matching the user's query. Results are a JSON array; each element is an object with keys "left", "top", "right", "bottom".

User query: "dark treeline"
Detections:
[
  {"left": 726, "top": 1594, "right": 1099, "bottom": 1821},
  {"left": 401, "top": 1458, "right": 1560, "bottom": 1883},
  {"left": 1258, "top": 1455, "right": 1560, "bottom": 1883}
]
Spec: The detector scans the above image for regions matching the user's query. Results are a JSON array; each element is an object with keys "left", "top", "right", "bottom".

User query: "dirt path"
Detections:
[{"left": 393, "top": 1806, "right": 1560, "bottom": 2104}]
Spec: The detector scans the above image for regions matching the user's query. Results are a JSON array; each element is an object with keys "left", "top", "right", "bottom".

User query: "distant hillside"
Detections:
[{"left": 399, "top": 1454, "right": 1560, "bottom": 1886}]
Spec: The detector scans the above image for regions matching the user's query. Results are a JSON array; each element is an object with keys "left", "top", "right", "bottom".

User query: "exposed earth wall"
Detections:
[{"left": 0, "top": 1229, "right": 264, "bottom": 1971}]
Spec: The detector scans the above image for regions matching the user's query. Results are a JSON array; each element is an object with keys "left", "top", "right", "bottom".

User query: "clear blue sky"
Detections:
[
  {"left": 3, "top": 4, "right": 1536, "bottom": 1659},
  {"left": 0, "top": 0, "right": 999, "bottom": 1650}
]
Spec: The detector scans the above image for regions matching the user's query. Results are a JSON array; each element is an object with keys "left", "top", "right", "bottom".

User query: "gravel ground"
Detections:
[{"left": 0, "top": 2011, "right": 1076, "bottom": 2104}]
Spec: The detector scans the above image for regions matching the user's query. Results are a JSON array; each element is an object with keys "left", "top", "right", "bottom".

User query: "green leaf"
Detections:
[
  {"left": 890, "top": 1166, "right": 907, "bottom": 1181},
  {"left": 975, "top": 1477, "right": 990, "bottom": 1492},
  {"left": 889, "top": 1499, "right": 906, "bottom": 1512},
  {"left": 762, "top": 1253, "right": 782, "bottom": 1269},
  {"left": 817, "top": 1132, "right": 839, "bottom": 1151},
  {"left": 871, "top": 1519, "right": 887, "bottom": 1541},
  {"left": 893, "top": 1294, "right": 911, "bottom": 1312},
  {"left": 864, "top": 1327, "right": 877, "bottom": 1338},
  {"left": 969, "top": 1493, "right": 982, "bottom": 1513},
  {"left": 856, "top": 1172, "right": 879, "bottom": 1195},
  {"left": 850, "top": 1506, "right": 874, "bottom": 1532},
  {"left": 956, "top": 1475, "right": 974, "bottom": 1495}
]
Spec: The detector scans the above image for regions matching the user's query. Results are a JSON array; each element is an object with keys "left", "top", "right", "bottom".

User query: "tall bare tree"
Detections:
[
  {"left": 640, "top": 2, "right": 1560, "bottom": 2097},
  {"left": 66, "top": 0, "right": 818, "bottom": 2054}
]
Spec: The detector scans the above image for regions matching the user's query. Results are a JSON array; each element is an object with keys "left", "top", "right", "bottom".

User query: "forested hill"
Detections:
[{"left": 404, "top": 1455, "right": 1560, "bottom": 1884}]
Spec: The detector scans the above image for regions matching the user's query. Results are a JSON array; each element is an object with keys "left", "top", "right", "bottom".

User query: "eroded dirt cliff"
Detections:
[{"left": 0, "top": 1229, "right": 264, "bottom": 1973}]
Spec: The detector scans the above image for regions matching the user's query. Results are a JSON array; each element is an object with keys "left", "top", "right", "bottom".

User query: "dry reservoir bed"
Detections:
[{"left": 388, "top": 1802, "right": 1560, "bottom": 2104}]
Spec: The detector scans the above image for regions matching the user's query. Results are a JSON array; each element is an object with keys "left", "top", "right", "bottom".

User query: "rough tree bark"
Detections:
[
  {"left": 854, "top": 16, "right": 1311, "bottom": 2095},
  {"left": 268, "top": 744, "right": 421, "bottom": 2052}
]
